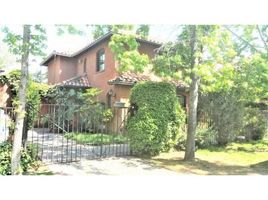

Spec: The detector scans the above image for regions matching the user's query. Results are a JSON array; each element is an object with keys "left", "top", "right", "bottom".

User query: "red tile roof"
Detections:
[
  {"left": 108, "top": 72, "right": 188, "bottom": 88},
  {"left": 108, "top": 72, "right": 151, "bottom": 85},
  {"left": 57, "top": 74, "right": 90, "bottom": 88}
]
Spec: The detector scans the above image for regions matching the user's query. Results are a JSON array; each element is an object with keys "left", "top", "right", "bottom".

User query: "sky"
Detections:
[{"left": 0, "top": 25, "right": 181, "bottom": 75}]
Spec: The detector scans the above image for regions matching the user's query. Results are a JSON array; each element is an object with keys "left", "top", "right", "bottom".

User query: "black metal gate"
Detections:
[{"left": 28, "top": 104, "right": 130, "bottom": 163}]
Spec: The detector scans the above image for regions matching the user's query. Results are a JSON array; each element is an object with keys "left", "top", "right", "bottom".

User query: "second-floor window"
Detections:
[
  {"left": 96, "top": 49, "right": 105, "bottom": 72},
  {"left": 83, "top": 58, "right": 87, "bottom": 73}
]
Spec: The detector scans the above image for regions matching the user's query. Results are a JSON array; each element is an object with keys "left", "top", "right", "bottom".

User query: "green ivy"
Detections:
[
  {"left": 0, "top": 70, "right": 50, "bottom": 130},
  {"left": 0, "top": 142, "right": 38, "bottom": 175},
  {"left": 127, "top": 82, "right": 185, "bottom": 156}
]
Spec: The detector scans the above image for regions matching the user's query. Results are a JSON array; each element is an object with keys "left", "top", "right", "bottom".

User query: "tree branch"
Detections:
[
  {"left": 223, "top": 25, "right": 262, "bottom": 54},
  {"left": 256, "top": 25, "right": 268, "bottom": 51}
]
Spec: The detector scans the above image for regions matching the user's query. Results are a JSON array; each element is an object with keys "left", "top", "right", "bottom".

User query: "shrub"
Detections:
[
  {"left": 127, "top": 82, "right": 185, "bottom": 156},
  {"left": 0, "top": 142, "right": 12, "bottom": 175},
  {"left": 198, "top": 91, "right": 244, "bottom": 146},
  {"left": 242, "top": 107, "right": 267, "bottom": 141},
  {"left": 0, "top": 142, "right": 38, "bottom": 175},
  {"left": 174, "top": 127, "right": 187, "bottom": 151},
  {"left": 195, "top": 127, "right": 217, "bottom": 149},
  {"left": 0, "top": 70, "right": 50, "bottom": 130}
]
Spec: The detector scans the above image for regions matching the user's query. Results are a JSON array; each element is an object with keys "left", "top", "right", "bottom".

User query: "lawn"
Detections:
[
  {"left": 150, "top": 140, "right": 268, "bottom": 175},
  {"left": 25, "top": 161, "right": 54, "bottom": 175},
  {"left": 64, "top": 132, "right": 128, "bottom": 145}
]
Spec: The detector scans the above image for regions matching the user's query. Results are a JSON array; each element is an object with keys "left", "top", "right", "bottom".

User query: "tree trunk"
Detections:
[
  {"left": 11, "top": 25, "right": 30, "bottom": 175},
  {"left": 184, "top": 75, "right": 200, "bottom": 161},
  {"left": 184, "top": 25, "right": 199, "bottom": 161}
]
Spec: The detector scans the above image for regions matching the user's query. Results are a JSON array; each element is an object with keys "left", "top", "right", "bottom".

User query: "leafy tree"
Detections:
[
  {"left": 153, "top": 25, "right": 238, "bottom": 160},
  {"left": 2, "top": 25, "right": 37, "bottom": 174},
  {"left": 91, "top": 24, "right": 150, "bottom": 40},
  {"left": 223, "top": 25, "right": 268, "bottom": 102},
  {"left": 1, "top": 25, "right": 83, "bottom": 174},
  {"left": 136, "top": 25, "right": 150, "bottom": 39},
  {"left": 198, "top": 91, "right": 244, "bottom": 146},
  {"left": 91, "top": 25, "right": 113, "bottom": 39},
  {"left": 108, "top": 26, "right": 150, "bottom": 73}
]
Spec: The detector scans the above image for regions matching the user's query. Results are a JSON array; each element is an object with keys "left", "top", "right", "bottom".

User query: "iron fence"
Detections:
[{"left": 28, "top": 104, "right": 131, "bottom": 163}]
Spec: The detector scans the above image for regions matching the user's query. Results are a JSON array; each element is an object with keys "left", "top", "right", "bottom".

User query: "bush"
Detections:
[
  {"left": 0, "top": 142, "right": 38, "bottom": 175},
  {"left": 174, "top": 128, "right": 187, "bottom": 151},
  {"left": 127, "top": 82, "right": 185, "bottom": 156},
  {"left": 198, "top": 91, "right": 244, "bottom": 146},
  {"left": 0, "top": 70, "right": 50, "bottom": 130},
  {"left": 242, "top": 107, "right": 267, "bottom": 141},
  {"left": 0, "top": 142, "right": 12, "bottom": 175},
  {"left": 195, "top": 127, "right": 217, "bottom": 149}
]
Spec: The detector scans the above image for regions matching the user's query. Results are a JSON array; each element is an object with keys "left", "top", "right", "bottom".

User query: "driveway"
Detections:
[
  {"left": 29, "top": 129, "right": 179, "bottom": 175},
  {"left": 45, "top": 156, "right": 179, "bottom": 175}
]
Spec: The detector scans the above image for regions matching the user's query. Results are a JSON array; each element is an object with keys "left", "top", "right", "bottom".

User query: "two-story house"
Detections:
[
  {"left": 42, "top": 32, "right": 188, "bottom": 107},
  {"left": 41, "top": 32, "right": 188, "bottom": 132}
]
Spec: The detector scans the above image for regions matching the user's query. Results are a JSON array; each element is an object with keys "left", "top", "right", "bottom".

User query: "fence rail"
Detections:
[{"left": 28, "top": 104, "right": 131, "bottom": 163}]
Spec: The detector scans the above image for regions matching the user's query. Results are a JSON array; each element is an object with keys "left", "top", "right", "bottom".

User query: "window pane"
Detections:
[
  {"left": 99, "top": 63, "right": 105, "bottom": 71},
  {"left": 97, "top": 49, "right": 105, "bottom": 72},
  {"left": 83, "top": 58, "right": 87, "bottom": 73}
]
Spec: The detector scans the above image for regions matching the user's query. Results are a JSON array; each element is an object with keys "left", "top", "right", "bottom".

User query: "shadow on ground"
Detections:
[
  {"left": 250, "top": 160, "right": 268, "bottom": 175},
  {"left": 150, "top": 157, "right": 268, "bottom": 175}
]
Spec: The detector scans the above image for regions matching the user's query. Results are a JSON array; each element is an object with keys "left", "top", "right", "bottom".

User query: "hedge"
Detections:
[{"left": 127, "top": 81, "right": 185, "bottom": 156}]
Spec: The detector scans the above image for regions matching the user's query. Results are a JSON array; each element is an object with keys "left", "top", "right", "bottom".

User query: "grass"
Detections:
[
  {"left": 25, "top": 161, "right": 54, "bottom": 175},
  {"left": 225, "top": 140, "right": 268, "bottom": 152},
  {"left": 149, "top": 140, "right": 268, "bottom": 175},
  {"left": 64, "top": 132, "right": 128, "bottom": 145}
]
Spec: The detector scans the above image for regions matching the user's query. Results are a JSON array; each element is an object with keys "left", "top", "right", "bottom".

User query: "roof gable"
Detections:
[{"left": 41, "top": 32, "right": 161, "bottom": 66}]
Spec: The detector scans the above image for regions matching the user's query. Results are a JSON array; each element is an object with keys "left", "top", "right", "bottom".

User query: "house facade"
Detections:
[
  {"left": 42, "top": 32, "right": 188, "bottom": 108},
  {"left": 41, "top": 32, "right": 189, "bottom": 132}
]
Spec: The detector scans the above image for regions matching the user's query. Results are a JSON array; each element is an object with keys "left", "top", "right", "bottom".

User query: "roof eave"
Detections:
[
  {"left": 108, "top": 81, "right": 135, "bottom": 86},
  {"left": 72, "top": 32, "right": 113, "bottom": 57},
  {"left": 58, "top": 85, "right": 91, "bottom": 89},
  {"left": 40, "top": 53, "right": 72, "bottom": 66}
]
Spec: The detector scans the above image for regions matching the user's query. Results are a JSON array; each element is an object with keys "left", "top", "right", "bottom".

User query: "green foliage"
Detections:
[
  {"left": 91, "top": 25, "right": 113, "bottom": 39},
  {"left": 0, "top": 142, "right": 38, "bottom": 175},
  {"left": 26, "top": 82, "right": 50, "bottom": 129},
  {"left": 82, "top": 88, "right": 102, "bottom": 104},
  {"left": 226, "top": 140, "right": 268, "bottom": 152},
  {"left": 47, "top": 86, "right": 85, "bottom": 105},
  {"left": 80, "top": 88, "right": 113, "bottom": 131},
  {"left": 242, "top": 107, "right": 267, "bottom": 141},
  {"left": 0, "top": 70, "right": 50, "bottom": 129},
  {"left": 153, "top": 26, "right": 237, "bottom": 88},
  {"left": 2, "top": 25, "right": 47, "bottom": 57},
  {"left": 199, "top": 91, "right": 244, "bottom": 146},
  {"left": 127, "top": 82, "right": 185, "bottom": 156},
  {"left": 0, "top": 69, "right": 21, "bottom": 93},
  {"left": 46, "top": 87, "right": 85, "bottom": 123},
  {"left": 136, "top": 25, "right": 150, "bottom": 39},
  {"left": 0, "top": 142, "right": 12, "bottom": 175},
  {"left": 46, "top": 87, "right": 113, "bottom": 132},
  {"left": 64, "top": 133, "right": 128, "bottom": 145},
  {"left": 195, "top": 127, "right": 217, "bottom": 149},
  {"left": 56, "top": 25, "right": 84, "bottom": 36},
  {"left": 20, "top": 144, "right": 38, "bottom": 172},
  {"left": 109, "top": 30, "right": 149, "bottom": 73},
  {"left": 236, "top": 54, "right": 268, "bottom": 101}
]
